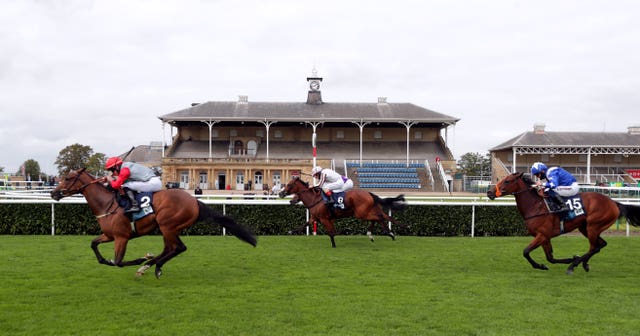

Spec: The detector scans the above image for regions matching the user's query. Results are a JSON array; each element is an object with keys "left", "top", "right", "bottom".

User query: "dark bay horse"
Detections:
[
  {"left": 51, "top": 168, "right": 257, "bottom": 278},
  {"left": 279, "top": 177, "right": 406, "bottom": 247},
  {"left": 487, "top": 172, "right": 640, "bottom": 274}
]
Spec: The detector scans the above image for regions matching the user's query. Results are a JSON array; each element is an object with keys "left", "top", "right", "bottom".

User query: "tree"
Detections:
[
  {"left": 86, "top": 153, "right": 107, "bottom": 177},
  {"left": 23, "top": 159, "right": 41, "bottom": 181},
  {"left": 457, "top": 152, "right": 491, "bottom": 176},
  {"left": 55, "top": 143, "right": 105, "bottom": 176}
]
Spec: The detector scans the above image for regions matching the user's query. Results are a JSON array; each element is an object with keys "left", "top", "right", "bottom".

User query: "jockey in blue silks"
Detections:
[{"left": 531, "top": 162, "right": 579, "bottom": 212}]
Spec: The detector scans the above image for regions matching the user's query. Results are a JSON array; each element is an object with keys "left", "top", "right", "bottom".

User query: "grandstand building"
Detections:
[
  {"left": 156, "top": 72, "right": 460, "bottom": 192},
  {"left": 490, "top": 123, "right": 640, "bottom": 186}
]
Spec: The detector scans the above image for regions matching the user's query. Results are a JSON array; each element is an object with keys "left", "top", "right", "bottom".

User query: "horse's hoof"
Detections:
[
  {"left": 582, "top": 263, "right": 590, "bottom": 272},
  {"left": 155, "top": 267, "right": 163, "bottom": 279},
  {"left": 135, "top": 264, "right": 150, "bottom": 277},
  {"left": 567, "top": 269, "right": 574, "bottom": 275},
  {"left": 539, "top": 264, "right": 549, "bottom": 271},
  {"left": 144, "top": 253, "right": 154, "bottom": 260}
]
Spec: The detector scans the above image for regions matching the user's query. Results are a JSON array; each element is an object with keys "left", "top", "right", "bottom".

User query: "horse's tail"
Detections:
[
  {"left": 371, "top": 193, "right": 407, "bottom": 211},
  {"left": 197, "top": 201, "right": 257, "bottom": 247},
  {"left": 617, "top": 202, "right": 640, "bottom": 227}
]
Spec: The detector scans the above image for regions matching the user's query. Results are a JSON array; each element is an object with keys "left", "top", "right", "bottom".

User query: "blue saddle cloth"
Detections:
[
  {"left": 544, "top": 194, "right": 585, "bottom": 221},
  {"left": 117, "top": 191, "right": 155, "bottom": 220},
  {"left": 320, "top": 191, "right": 347, "bottom": 210}
]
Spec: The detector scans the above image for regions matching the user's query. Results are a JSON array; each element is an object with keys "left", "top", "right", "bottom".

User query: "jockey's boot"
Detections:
[
  {"left": 125, "top": 189, "right": 140, "bottom": 213},
  {"left": 552, "top": 193, "right": 569, "bottom": 213},
  {"left": 324, "top": 189, "right": 335, "bottom": 207}
]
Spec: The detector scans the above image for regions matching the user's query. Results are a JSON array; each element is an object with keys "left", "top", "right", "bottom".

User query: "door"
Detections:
[
  {"left": 217, "top": 173, "right": 226, "bottom": 190},
  {"left": 254, "top": 171, "right": 263, "bottom": 191},
  {"left": 180, "top": 171, "right": 189, "bottom": 189},
  {"left": 199, "top": 172, "right": 208, "bottom": 189},
  {"left": 235, "top": 172, "right": 244, "bottom": 191}
]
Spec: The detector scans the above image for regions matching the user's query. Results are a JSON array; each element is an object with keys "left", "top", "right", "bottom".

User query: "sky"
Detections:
[{"left": 1, "top": 0, "right": 639, "bottom": 175}]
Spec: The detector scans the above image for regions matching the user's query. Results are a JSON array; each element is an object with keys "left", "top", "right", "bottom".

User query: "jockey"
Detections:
[
  {"left": 531, "top": 162, "right": 579, "bottom": 213},
  {"left": 104, "top": 157, "right": 162, "bottom": 213},
  {"left": 311, "top": 166, "right": 353, "bottom": 207}
]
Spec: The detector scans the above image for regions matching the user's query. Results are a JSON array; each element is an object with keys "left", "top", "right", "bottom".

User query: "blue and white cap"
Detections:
[{"left": 531, "top": 162, "right": 547, "bottom": 175}]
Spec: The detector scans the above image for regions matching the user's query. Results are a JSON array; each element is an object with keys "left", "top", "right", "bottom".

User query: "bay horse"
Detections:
[
  {"left": 50, "top": 168, "right": 257, "bottom": 278},
  {"left": 487, "top": 172, "right": 640, "bottom": 274},
  {"left": 279, "top": 177, "right": 406, "bottom": 247}
]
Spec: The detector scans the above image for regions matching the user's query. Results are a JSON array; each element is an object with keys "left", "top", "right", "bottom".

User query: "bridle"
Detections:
[
  {"left": 55, "top": 169, "right": 119, "bottom": 218},
  {"left": 284, "top": 179, "right": 324, "bottom": 209},
  {"left": 497, "top": 174, "right": 552, "bottom": 220},
  {"left": 494, "top": 173, "right": 535, "bottom": 197}
]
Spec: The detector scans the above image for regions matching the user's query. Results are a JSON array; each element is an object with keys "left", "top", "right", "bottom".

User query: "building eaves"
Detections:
[
  {"left": 158, "top": 101, "right": 460, "bottom": 124},
  {"left": 490, "top": 131, "right": 640, "bottom": 151}
]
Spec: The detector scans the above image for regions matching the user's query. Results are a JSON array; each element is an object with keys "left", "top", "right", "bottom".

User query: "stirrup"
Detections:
[{"left": 126, "top": 205, "right": 140, "bottom": 213}]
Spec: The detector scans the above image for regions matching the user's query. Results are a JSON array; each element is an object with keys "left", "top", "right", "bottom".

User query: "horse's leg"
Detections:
[
  {"left": 377, "top": 212, "right": 396, "bottom": 241},
  {"left": 91, "top": 234, "right": 115, "bottom": 266},
  {"left": 523, "top": 233, "right": 550, "bottom": 270},
  {"left": 367, "top": 222, "right": 375, "bottom": 242},
  {"left": 320, "top": 218, "right": 337, "bottom": 248},
  {"left": 541, "top": 241, "right": 576, "bottom": 264},
  {"left": 149, "top": 234, "right": 188, "bottom": 278},
  {"left": 137, "top": 244, "right": 171, "bottom": 277},
  {"left": 567, "top": 227, "right": 609, "bottom": 275}
]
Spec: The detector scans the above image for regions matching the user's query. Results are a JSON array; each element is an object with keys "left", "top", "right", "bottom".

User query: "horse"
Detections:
[
  {"left": 279, "top": 177, "right": 406, "bottom": 248},
  {"left": 50, "top": 168, "right": 257, "bottom": 278},
  {"left": 487, "top": 172, "right": 640, "bottom": 274}
]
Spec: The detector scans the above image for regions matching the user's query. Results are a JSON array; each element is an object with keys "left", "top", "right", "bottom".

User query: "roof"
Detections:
[
  {"left": 158, "top": 101, "right": 459, "bottom": 125},
  {"left": 121, "top": 144, "right": 163, "bottom": 166},
  {"left": 490, "top": 131, "right": 640, "bottom": 151}
]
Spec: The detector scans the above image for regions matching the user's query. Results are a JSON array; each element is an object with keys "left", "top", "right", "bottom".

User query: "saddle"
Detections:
[
  {"left": 116, "top": 191, "right": 155, "bottom": 220},
  {"left": 320, "top": 190, "right": 346, "bottom": 210},
  {"left": 542, "top": 193, "right": 585, "bottom": 221}
]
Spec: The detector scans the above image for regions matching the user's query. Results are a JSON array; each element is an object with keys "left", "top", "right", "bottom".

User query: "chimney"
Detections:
[
  {"left": 238, "top": 95, "right": 248, "bottom": 103},
  {"left": 377, "top": 97, "right": 388, "bottom": 104},
  {"left": 533, "top": 123, "right": 546, "bottom": 134},
  {"left": 629, "top": 125, "right": 640, "bottom": 135}
]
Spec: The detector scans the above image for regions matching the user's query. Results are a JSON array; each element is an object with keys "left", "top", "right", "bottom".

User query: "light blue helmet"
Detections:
[{"left": 531, "top": 162, "right": 547, "bottom": 176}]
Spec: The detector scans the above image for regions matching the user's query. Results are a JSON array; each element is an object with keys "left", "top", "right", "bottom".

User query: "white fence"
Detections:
[{"left": 2, "top": 191, "right": 640, "bottom": 237}]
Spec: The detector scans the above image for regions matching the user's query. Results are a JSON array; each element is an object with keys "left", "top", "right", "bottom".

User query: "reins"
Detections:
[{"left": 62, "top": 172, "right": 119, "bottom": 219}]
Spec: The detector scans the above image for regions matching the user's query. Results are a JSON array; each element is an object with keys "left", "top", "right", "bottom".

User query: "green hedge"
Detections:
[{"left": 0, "top": 203, "right": 528, "bottom": 236}]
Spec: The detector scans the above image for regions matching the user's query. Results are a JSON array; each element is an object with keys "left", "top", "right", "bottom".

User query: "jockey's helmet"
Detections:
[
  {"left": 531, "top": 162, "right": 547, "bottom": 177},
  {"left": 311, "top": 166, "right": 322, "bottom": 176},
  {"left": 105, "top": 157, "right": 123, "bottom": 170}
]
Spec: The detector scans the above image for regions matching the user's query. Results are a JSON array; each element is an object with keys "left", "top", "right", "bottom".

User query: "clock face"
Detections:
[{"left": 310, "top": 80, "right": 320, "bottom": 91}]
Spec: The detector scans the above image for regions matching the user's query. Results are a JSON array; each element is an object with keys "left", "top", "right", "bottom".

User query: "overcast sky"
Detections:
[{"left": 1, "top": 0, "right": 639, "bottom": 175}]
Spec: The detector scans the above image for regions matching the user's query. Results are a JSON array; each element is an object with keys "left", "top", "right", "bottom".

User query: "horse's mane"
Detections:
[
  {"left": 520, "top": 172, "right": 534, "bottom": 185},
  {"left": 296, "top": 178, "right": 310, "bottom": 188}
]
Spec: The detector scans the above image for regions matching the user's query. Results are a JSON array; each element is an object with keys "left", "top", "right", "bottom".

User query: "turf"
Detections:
[{"left": 1, "top": 235, "right": 640, "bottom": 335}]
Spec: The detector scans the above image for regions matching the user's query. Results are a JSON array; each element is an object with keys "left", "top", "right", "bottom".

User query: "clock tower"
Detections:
[{"left": 306, "top": 68, "right": 323, "bottom": 105}]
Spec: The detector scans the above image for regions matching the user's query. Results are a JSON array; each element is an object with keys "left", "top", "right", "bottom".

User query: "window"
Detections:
[
  {"left": 274, "top": 130, "right": 283, "bottom": 138},
  {"left": 230, "top": 129, "right": 238, "bottom": 136},
  {"left": 211, "top": 129, "right": 219, "bottom": 138},
  {"left": 256, "top": 130, "right": 264, "bottom": 137},
  {"left": 336, "top": 130, "right": 344, "bottom": 139},
  {"left": 374, "top": 130, "right": 383, "bottom": 139},
  {"left": 414, "top": 131, "right": 422, "bottom": 139}
]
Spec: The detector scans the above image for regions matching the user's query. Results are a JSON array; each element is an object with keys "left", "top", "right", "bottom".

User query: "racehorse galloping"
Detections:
[
  {"left": 51, "top": 168, "right": 257, "bottom": 278},
  {"left": 279, "top": 177, "right": 406, "bottom": 248},
  {"left": 487, "top": 172, "right": 640, "bottom": 274}
]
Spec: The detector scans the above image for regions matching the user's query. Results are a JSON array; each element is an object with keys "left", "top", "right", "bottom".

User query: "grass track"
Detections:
[{"left": 2, "top": 235, "right": 640, "bottom": 335}]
